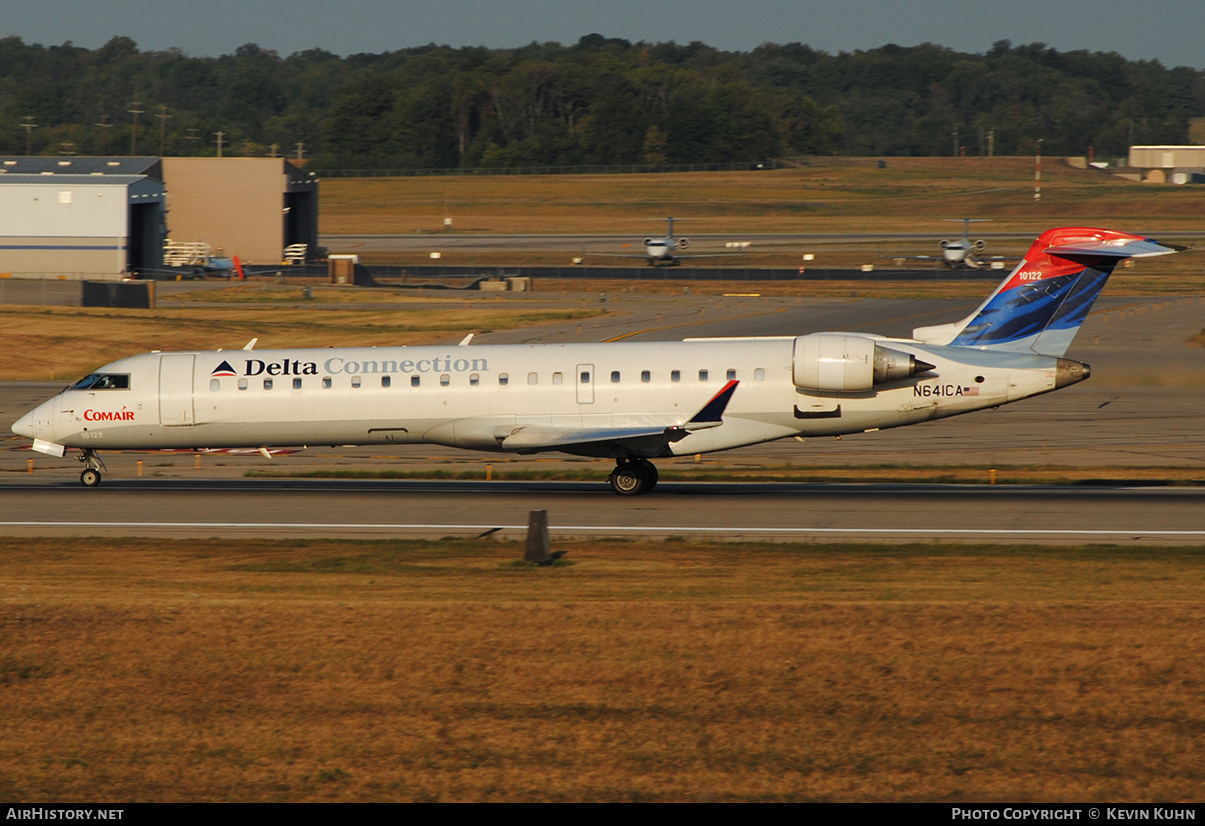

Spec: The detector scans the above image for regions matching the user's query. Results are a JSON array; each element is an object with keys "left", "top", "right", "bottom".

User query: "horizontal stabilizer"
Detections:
[{"left": 1045, "top": 236, "right": 1184, "bottom": 259}]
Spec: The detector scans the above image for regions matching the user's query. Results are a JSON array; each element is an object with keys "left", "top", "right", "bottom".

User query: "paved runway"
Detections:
[
  {"left": 3, "top": 290, "right": 1203, "bottom": 544},
  {"left": 2, "top": 477, "right": 1204, "bottom": 544}
]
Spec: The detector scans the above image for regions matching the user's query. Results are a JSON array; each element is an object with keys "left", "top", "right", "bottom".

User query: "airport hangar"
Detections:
[{"left": 0, "top": 156, "right": 318, "bottom": 280}]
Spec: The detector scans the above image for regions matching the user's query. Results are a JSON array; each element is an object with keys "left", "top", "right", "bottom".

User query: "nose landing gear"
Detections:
[
  {"left": 77, "top": 449, "right": 107, "bottom": 487},
  {"left": 608, "top": 458, "right": 658, "bottom": 496}
]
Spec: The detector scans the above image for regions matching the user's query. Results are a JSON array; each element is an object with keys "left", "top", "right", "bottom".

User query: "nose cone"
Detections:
[{"left": 12, "top": 410, "right": 34, "bottom": 438}]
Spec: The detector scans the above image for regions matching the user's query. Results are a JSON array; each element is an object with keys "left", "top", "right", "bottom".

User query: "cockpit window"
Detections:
[{"left": 71, "top": 373, "right": 130, "bottom": 390}]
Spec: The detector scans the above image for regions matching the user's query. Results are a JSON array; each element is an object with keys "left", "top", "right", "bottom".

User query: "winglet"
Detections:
[{"left": 686, "top": 380, "right": 738, "bottom": 429}]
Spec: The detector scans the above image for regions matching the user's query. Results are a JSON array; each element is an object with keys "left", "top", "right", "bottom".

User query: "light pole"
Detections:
[{"left": 1035, "top": 139, "right": 1044, "bottom": 202}]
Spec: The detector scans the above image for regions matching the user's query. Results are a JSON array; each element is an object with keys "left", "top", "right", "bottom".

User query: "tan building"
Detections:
[
  {"left": 1128, "top": 145, "right": 1205, "bottom": 169},
  {"left": 161, "top": 158, "right": 318, "bottom": 264}
]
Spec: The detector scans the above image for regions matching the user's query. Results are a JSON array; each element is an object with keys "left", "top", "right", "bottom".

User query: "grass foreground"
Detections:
[{"left": 3, "top": 536, "right": 1205, "bottom": 802}]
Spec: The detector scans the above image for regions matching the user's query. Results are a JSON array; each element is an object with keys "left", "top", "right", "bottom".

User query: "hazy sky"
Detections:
[{"left": 6, "top": 0, "right": 1203, "bottom": 69}]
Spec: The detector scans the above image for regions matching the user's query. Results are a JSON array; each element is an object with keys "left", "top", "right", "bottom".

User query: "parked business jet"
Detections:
[{"left": 12, "top": 227, "right": 1181, "bottom": 495}]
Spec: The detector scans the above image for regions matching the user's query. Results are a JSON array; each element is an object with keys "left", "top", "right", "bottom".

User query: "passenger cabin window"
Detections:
[
  {"left": 72, "top": 373, "right": 130, "bottom": 390},
  {"left": 238, "top": 379, "right": 248, "bottom": 391},
  {"left": 727, "top": 369, "right": 737, "bottom": 381},
  {"left": 411, "top": 376, "right": 421, "bottom": 387},
  {"left": 755, "top": 368, "right": 765, "bottom": 381},
  {"left": 528, "top": 372, "right": 538, "bottom": 385},
  {"left": 553, "top": 372, "right": 563, "bottom": 385},
  {"left": 293, "top": 378, "right": 303, "bottom": 390},
  {"left": 441, "top": 374, "right": 450, "bottom": 387},
  {"left": 210, "top": 379, "right": 220, "bottom": 391},
  {"left": 381, "top": 376, "right": 391, "bottom": 388},
  {"left": 698, "top": 369, "right": 708, "bottom": 382},
  {"left": 671, "top": 370, "right": 680, "bottom": 383},
  {"left": 499, "top": 373, "right": 509, "bottom": 386},
  {"left": 641, "top": 370, "right": 651, "bottom": 383},
  {"left": 470, "top": 374, "right": 480, "bottom": 386},
  {"left": 611, "top": 371, "right": 621, "bottom": 383},
  {"left": 263, "top": 379, "right": 273, "bottom": 390},
  {"left": 580, "top": 371, "right": 590, "bottom": 384},
  {"left": 322, "top": 377, "right": 332, "bottom": 389},
  {"left": 351, "top": 376, "right": 361, "bottom": 389}
]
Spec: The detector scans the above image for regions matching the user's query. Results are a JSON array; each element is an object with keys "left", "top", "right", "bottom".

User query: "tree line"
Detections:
[{"left": 0, "top": 34, "right": 1200, "bottom": 169}]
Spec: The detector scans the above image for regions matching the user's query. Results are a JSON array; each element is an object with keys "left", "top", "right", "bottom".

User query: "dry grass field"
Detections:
[
  {"left": 3, "top": 537, "right": 1205, "bottom": 802},
  {"left": 0, "top": 299, "right": 603, "bottom": 380},
  {"left": 320, "top": 158, "right": 1205, "bottom": 236},
  {"left": 319, "top": 158, "right": 1205, "bottom": 274}
]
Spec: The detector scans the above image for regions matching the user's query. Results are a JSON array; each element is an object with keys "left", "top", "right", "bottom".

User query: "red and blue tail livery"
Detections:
[{"left": 916, "top": 228, "right": 1182, "bottom": 356}]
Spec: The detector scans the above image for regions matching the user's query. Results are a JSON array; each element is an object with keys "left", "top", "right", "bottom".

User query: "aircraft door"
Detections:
[
  {"left": 576, "top": 364, "right": 594, "bottom": 404},
  {"left": 159, "top": 354, "right": 195, "bottom": 426}
]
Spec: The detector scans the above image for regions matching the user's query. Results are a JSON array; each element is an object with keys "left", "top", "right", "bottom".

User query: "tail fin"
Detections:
[{"left": 913, "top": 227, "right": 1182, "bottom": 356}]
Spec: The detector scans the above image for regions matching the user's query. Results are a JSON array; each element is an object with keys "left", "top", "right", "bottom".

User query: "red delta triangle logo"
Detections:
[{"left": 211, "top": 360, "right": 237, "bottom": 377}]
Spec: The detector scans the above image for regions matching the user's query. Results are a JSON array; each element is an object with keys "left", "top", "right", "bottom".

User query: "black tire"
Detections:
[
  {"left": 609, "top": 465, "right": 645, "bottom": 496},
  {"left": 638, "top": 460, "right": 659, "bottom": 492},
  {"left": 80, "top": 469, "right": 101, "bottom": 487}
]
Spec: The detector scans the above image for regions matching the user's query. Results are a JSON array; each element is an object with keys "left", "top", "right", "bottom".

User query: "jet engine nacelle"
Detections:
[
  {"left": 792, "top": 334, "right": 932, "bottom": 392},
  {"left": 677, "top": 237, "right": 690, "bottom": 249},
  {"left": 940, "top": 239, "right": 953, "bottom": 250},
  {"left": 974, "top": 239, "right": 987, "bottom": 251}
]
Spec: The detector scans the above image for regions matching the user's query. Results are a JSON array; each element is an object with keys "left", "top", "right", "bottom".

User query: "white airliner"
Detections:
[{"left": 12, "top": 227, "right": 1181, "bottom": 495}]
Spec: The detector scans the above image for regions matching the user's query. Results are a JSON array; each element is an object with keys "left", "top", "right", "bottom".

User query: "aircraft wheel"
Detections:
[
  {"left": 80, "top": 469, "right": 102, "bottom": 488},
  {"left": 636, "top": 459, "right": 658, "bottom": 492},
  {"left": 609, "top": 464, "right": 645, "bottom": 496}
]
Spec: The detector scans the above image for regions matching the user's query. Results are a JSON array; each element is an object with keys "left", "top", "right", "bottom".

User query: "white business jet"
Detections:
[
  {"left": 612, "top": 218, "right": 744, "bottom": 266},
  {"left": 12, "top": 227, "right": 1181, "bottom": 495}
]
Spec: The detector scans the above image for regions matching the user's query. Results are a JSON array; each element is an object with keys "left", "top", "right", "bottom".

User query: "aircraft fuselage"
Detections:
[{"left": 15, "top": 338, "right": 1078, "bottom": 458}]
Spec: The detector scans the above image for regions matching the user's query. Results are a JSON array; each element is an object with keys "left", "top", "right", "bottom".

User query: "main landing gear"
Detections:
[
  {"left": 608, "top": 458, "right": 658, "bottom": 496},
  {"left": 77, "top": 449, "right": 107, "bottom": 487}
]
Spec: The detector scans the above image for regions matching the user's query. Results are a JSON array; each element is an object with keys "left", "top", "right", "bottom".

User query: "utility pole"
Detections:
[
  {"left": 96, "top": 114, "right": 113, "bottom": 155},
  {"left": 294, "top": 142, "right": 305, "bottom": 161},
  {"left": 127, "top": 101, "right": 144, "bottom": 155},
  {"left": 21, "top": 116, "right": 36, "bottom": 155},
  {"left": 1035, "top": 138, "right": 1043, "bottom": 202},
  {"left": 214, "top": 131, "right": 225, "bottom": 158},
  {"left": 156, "top": 106, "right": 171, "bottom": 156}
]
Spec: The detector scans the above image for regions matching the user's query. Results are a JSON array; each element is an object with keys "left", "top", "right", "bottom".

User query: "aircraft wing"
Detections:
[{"left": 499, "top": 380, "right": 739, "bottom": 454}]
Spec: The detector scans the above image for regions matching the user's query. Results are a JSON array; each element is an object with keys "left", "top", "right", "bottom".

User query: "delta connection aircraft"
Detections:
[{"left": 12, "top": 227, "right": 1182, "bottom": 495}]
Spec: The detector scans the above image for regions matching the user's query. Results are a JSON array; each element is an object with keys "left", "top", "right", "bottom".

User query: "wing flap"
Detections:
[
  {"left": 500, "top": 423, "right": 689, "bottom": 453},
  {"left": 498, "top": 380, "right": 740, "bottom": 454}
]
